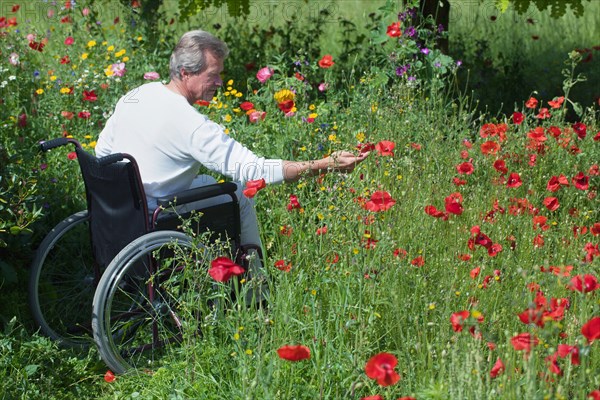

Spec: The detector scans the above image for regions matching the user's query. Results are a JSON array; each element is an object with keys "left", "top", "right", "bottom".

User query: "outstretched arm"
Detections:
[{"left": 282, "top": 151, "right": 370, "bottom": 182}]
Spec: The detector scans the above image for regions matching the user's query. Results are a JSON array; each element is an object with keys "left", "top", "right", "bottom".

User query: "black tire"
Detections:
[
  {"left": 92, "top": 230, "right": 216, "bottom": 374},
  {"left": 28, "top": 210, "right": 96, "bottom": 348}
]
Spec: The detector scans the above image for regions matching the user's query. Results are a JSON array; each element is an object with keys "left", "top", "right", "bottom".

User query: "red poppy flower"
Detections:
[
  {"left": 195, "top": 99, "right": 210, "bottom": 106},
  {"left": 277, "top": 345, "right": 311, "bottom": 362},
  {"left": 527, "top": 127, "right": 547, "bottom": 142},
  {"left": 82, "top": 90, "right": 97, "bottom": 102},
  {"left": 543, "top": 196, "right": 559, "bottom": 211},
  {"left": 64, "top": 36, "right": 74, "bottom": 46},
  {"left": 410, "top": 256, "right": 424, "bottom": 267},
  {"left": 549, "top": 174, "right": 569, "bottom": 196},
  {"left": 208, "top": 257, "right": 245, "bottom": 282},
  {"left": 398, "top": 397, "right": 417, "bottom": 400},
  {"left": 60, "top": 55, "right": 71, "bottom": 64},
  {"left": 243, "top": 178, "right": 266, "bottom": 198},
  {"left": 450, "top": 310, "right": 470, "bottom": 332},
  {"left": 274, "top": 260, "right": 292, "bottom": 272},
  {"left": 548, "top": 96, "right": 564, "bottom": 108},
  {"left": 511, "top": 333, "right": 539, "bottom": 352},
  {"left": 592, "top": 223, "right": 600, "bottom": 236},
  {"left": 470, "top": 267, "right": 480, "bottom": 279},
  {"left": 572, "top": 172, "right": 589, "bottom": 190},
  {"left": 28, "top": 41, "right": 45, "bottom": 52},
  {"left": 67, "top": 151, "right": 77, "bottom": 160},
  {"left": 557, "top": 344, "right": 580, "bottom": 365},
  {"left": 104, "top": 370, "right": 115, "bottom": 383},
  {"left": 393, "top": 248, "right": 407, "bottom": 258},
  {"left": 512, "top": 112, "right": 524, "bottom": 124},
  {"left": 375, "top": 141, "right": 395, "bottom": 156},
  {"left": 506, "top": 172, "right": 522, "bottom": 188},
  {"left": 589, "top": 390, "right": 600, "bottom": 400},
  {"left": 493, "top": 159, "right": 508, "bottom": 174},
  {"left": 12, "top": 5, "right": 20, "bottom": 12},
  {"left": 356, "top": 142, "right": 375, "bottom": 154},
  {"left": 316, "top": 225, "right": 328, "bottom": 235},
  {"left": 456, "top": 161, "right": 474, "bottom": 175},
  {"left": 525, "top": 97, "right": 538, "bottom": 109},
  {"left": 481, "top": 141, "right": 500, "bottom": 155},
  {"left": 239, "top": 101, "right": 254, "bottom": 111},
  {"left": 386, "top": 21, "right": 402, "bottom": 37},
  {"left": 518, "top": 307, "right": 544, "bottom": 327},
  {"left": 572, "top": 122, "right": 587, "bottom": 139},
  {"left": 318, "top": 54, "right": 335, "bottom": 69},
  {"left": 277, "top": 99, "right": 295, "bottom": 113},
  {"left": 361, "top": 396, "right": 384, "bottom": 400},
  {"left": 490, "top": 357, "right": 505, "bottom": 378},
  {"left": 582, "top": 317, "right": 600, "bottom": 343},
  {"left": 287, "top": 194, "right": 301, "bottom": 211},
  {"left": 365, "top": 352, "right": 400, "bottom": 386},
  {"left": 364, "top": 191, "right": 396, "bottom": 212},
  {"left": 569, "top": 274, "right": 599, "bottom": 293},
  {"left": 536, "top": 107, "right": 551, "bottom": 119}
]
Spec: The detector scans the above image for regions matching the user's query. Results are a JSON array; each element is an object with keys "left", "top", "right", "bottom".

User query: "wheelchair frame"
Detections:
[{"left": 29, "top": 137, "right": 257, "bottom": 373}]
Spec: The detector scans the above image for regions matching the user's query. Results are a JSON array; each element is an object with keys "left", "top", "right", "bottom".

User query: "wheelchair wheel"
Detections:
[
  {"left": 92, "top": 230, "right": 216, "bottom": 374},
  {"left": 28, "top": 210, "right": 96, "bottom": 348}
]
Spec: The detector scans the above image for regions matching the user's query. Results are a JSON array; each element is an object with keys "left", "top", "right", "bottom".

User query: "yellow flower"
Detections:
[
  {"left": 81, "top": 53, "right": 89, "bottom": 60},
  {"left": 245, "top": 349, "right": 253, "bottom": 355},
  {"left": 115, "top": 49, "right": 126, "bottom": 58},
  {"left": 308, "top": 113, "right": 318, "bottom": 119},
  {"left": 309, "top": 104, "right": 316, "bottom": 111},
  {"left": 59, "top": 87, "right": 71, "bottom": 94},
  {"left": 136, "top": 36, "right": 143, "bottom": 41},
  {"left": 87, "top": 40, "right": 96, "bottom": 48},
  {"left": 235, "top": 92, "right": 243, "bottom": 98},
  {"left": 107, "top": 45, "right": 115, "bottom": 52},
  {"left": 36, "top": 89, "right": 44, "bottom": 95},
  {"left": 356, "top": 132, "right": 365, "bottom": 142},
  {"left": 233, "top": 333, "right": 240, "bottom": 341},
  {"left": 122, "top": 56, "right": 129, "bottom": 62},
  {"left": 227, "top": 79, "right": 233, "bottom": 85},
  {"left": 328, "top": 134, "right": 337, "bottom": 142},
  {"left": 273, "top": 89, "right": 295, "bottom": 103},
  {"left": 224, "top": 91, "right": 230, "bottom": 97},
  {"left": 371, "top": 103, "right": 378, "bottom": 113},
  {"left": 224, "top": 114, "right": 232, "bottom": 122},
  {"left": 102, "top": 41, "right": 108, "bottom": 46},
  {"left": 50, "top": 75, "right": 57, "bottom": 81},
  {"left": 230, "top": 89, "right": 237, "bottom": 95},
  {"left": 104, "top": 65, "right": 114, "bottom": 77}
]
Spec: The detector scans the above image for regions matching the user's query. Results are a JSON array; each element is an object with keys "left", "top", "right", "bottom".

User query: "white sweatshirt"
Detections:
[{"left": 95, "top": 82, "right": 284, "bottom": 205}]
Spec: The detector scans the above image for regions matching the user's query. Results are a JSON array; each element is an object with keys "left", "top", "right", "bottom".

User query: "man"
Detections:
[{"left": 95, "top": 30, "right": 369, "bottom": 302}]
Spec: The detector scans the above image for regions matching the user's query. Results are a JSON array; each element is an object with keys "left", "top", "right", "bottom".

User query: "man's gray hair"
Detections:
[{"left": 169, "top": 30, "right": 229, "bottom": 79}]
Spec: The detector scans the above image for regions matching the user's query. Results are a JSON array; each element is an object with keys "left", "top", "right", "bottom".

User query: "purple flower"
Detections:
[
  {"left": 434, "top": 62, "right": 441, "bottom": 68},
  {"left": 395, "top": 64, "right": 410, "bottom": 76},
  {"left": 456, "top": 60, "right": 463, "bottom": 67},
  {"left": 420, "top": 48, "right": 430, "bottom": 55},
  {"left": 404, "top": 26, "right": 415, "bottom": 37},
  {"left": 407, "top": 76, "right": 416, "bottom": 81},
  {"left": 438, "top": 24, "right": 445, "bottom": 33}
]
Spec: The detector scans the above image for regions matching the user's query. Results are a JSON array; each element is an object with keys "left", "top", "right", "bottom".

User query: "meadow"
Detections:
[{"left": 0, "top": 0, "right": 599, "bottom": 399}]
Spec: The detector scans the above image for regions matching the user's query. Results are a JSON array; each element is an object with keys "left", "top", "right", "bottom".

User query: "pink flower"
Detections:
[
  {"left": 110, "top": 62, "right": 126, "bottom": 77},
  {"left": 64, "top": 36, "right": 74, "bottom": 46},
  {"left": 9, "top": 52, "right": 19, "bottom": 66},
  {"left": 318, "top": 82, "right": 329, "bottom": 92},
  {"left": 248, "top": 110, "right": 266, "bottom": 123},
  {"left": 256, "top": 67, "right": 274, "bottom": 83},
  {"left": 143, "top": 71, "right": 160, "bottom": 80}
]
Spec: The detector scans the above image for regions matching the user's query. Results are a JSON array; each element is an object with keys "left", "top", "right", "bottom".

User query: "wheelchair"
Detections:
[{"left": 28, "top": 137, "right": 262, "bottom": 373}]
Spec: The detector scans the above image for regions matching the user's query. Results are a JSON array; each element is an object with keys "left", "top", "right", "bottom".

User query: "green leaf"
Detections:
[
  {"left": 495, "top": 0, "right": 510, "bottom": 13},
  {"left": 24, "top": 364, "right": 39, "bottom": 377}
]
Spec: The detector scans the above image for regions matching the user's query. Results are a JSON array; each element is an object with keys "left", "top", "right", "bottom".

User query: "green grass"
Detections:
[{"left": 1, "top": 1, "right": 599, "bottom": 399}]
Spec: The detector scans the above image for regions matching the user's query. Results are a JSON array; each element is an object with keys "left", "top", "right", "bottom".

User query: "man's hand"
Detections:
[{"left": 327, "top": 150, "right": 371, "bottom": 173}]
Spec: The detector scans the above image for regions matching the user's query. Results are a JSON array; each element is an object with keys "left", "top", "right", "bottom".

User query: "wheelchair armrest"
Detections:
[{"left": 156, "top": 182, "right": 238, "bottom": 208}]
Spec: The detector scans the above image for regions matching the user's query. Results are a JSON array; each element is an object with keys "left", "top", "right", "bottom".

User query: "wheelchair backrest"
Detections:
[{"left": 75, "top": 148, "right": 149, "bottom": 269}]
